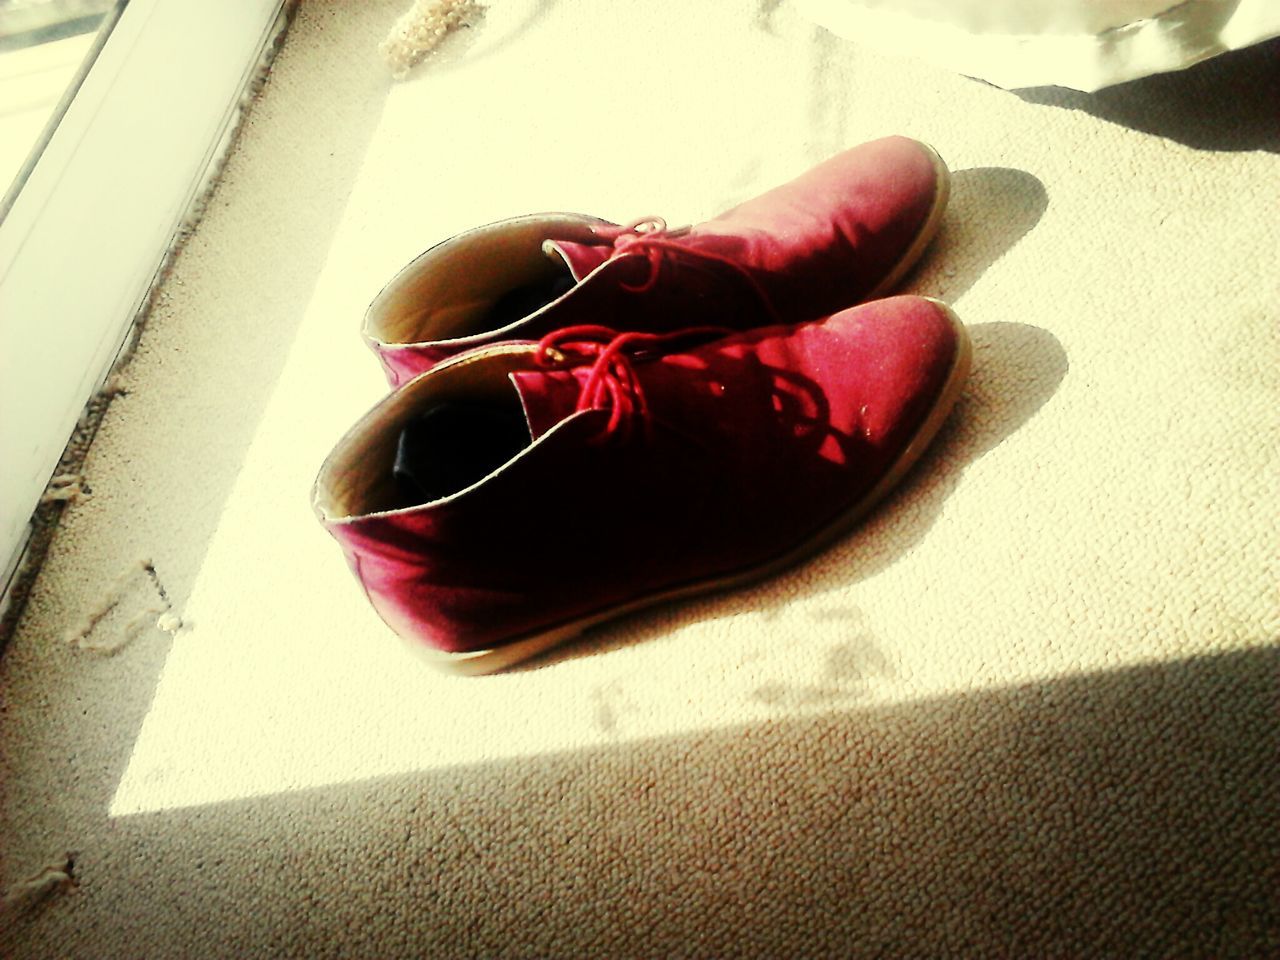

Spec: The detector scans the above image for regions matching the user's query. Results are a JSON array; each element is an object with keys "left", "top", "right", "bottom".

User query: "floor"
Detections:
[{"left": 1, "top": 2, "right": 1276, "bottom": 956}]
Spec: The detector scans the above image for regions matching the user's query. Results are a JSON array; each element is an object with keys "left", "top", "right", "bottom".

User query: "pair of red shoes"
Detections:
[{"left": 313, "top": 136, "right": 971, "bottom": 673}]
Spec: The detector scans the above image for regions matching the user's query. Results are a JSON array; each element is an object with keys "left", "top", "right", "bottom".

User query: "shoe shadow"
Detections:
[
  {"left": 782, "top": 319, "right": 1069, "bottom": 588},
  {"left": 902, "top": 166, "right": 1049, "bottom": 303},
  {"left": 524, "top": 319, "right": 1068, "bottom": 672}
]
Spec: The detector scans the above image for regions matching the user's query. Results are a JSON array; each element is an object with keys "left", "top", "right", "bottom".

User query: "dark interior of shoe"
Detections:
[
  {"left": 316, "top": 354, "right": 532, "bottom": 518},
  {"left": 366, "top": 217, "right": 596, "bottom": 346},
  {"left": 392, "top": 398, "right": 530, "bottom": 507},
  {"left": 478, "top": 271, "right": 574, "bottom": 334}
]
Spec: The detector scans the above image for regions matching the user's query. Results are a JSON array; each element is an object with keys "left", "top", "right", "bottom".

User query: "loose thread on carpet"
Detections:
[
  {"left": 64, "top": 558, "right": 183, "bottom": 654},
  {"left": 99, "top": 373, "right": 129, "bottom": 397},
  {"left": 1, "top": 854, "right": 75, "bottom": 912},
  {"left": 382, "top": 0, "right": 482, "bottom": 79},
  {"left": 39, "top": 474, "right": 90, "bottom": 506}
]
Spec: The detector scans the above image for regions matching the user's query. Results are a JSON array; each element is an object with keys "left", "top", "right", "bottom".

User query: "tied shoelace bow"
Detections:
[
  {"left": 536, "top": 324, "right": 731, "bottom": 443},
  {"left": 594, "top": 217, "right": 782, "bottom": 324}
]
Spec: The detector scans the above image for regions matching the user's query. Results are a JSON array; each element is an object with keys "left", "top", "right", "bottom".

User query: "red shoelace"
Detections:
[
  {"left": 536, "top": 324, "right": 731, "bottom": 442},
  {"left": 595, "top": 217, "right": 782, "bottom": 324}
]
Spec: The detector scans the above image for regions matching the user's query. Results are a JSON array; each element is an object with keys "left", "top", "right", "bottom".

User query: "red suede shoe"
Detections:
[
  {"left": 368, "top": 136, "right": 950, "bottom": 386},
  {"left": 316, "top": 296, "right": 970, "bottom": 674}
]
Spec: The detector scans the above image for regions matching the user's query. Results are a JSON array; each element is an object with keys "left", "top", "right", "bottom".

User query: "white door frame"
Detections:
[{"left": 0, "top": 0, "right": 288, "bottom": 597}]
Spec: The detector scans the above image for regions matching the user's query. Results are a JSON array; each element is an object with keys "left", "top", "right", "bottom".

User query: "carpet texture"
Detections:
[{"left": 2, "top": 1, "right": 1277, "bottom": 956}]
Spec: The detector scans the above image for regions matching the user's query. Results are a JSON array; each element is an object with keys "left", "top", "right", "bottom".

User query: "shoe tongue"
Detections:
[
  {"left": 509, "top": 368, "right": 587, "bottom": 440},
  {"left": 542, "top": 239, "right": 611, "bottom": 283}
]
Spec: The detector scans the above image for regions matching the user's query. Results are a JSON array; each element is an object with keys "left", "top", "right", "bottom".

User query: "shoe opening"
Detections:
[{"left": 363, "top": 214, "right": 603, "bottom": 347}]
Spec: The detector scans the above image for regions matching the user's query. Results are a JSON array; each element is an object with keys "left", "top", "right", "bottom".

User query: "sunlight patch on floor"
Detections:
[{"left": 109, "top": 4, "right": 833, "bottom": 817}]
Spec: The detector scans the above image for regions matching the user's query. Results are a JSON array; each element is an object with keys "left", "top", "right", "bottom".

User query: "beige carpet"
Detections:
[{"left": 2, "top": 1, "right": 1277, "bottom": 955}]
